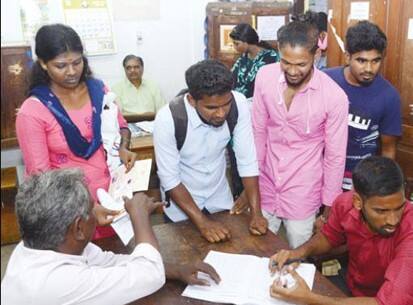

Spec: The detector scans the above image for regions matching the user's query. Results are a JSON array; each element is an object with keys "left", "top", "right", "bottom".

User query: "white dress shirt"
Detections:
[
  {"left": 1, "top": 242, "right": 165, "bottom": 305},
  {"left": 154, "top": 91, "right": 259, "bottom": 222}
]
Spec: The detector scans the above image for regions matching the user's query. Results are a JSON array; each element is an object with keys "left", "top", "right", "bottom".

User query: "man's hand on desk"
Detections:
[
  {"left": 230, "top": 192, "right": 249, "bottom": 214},
  {"left": 196, "top": 217, "right": 231, "bottom": 243},
  {"left": 165, "top": 261, "right": 221, "bottom": 286},
  {"left": 230, "top": 191, "right": 268, "bottom": 235},
  {"left": 119, "top": 148, "right": 137, "bottom": 173},
  {"left": 249, "top": 213, "right": 268, "bottom": 235}
]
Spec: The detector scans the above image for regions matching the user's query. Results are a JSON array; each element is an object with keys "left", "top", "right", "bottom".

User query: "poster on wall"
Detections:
[
  {"left": 220, "top": 24, "right": 236, "bottom": 53},
  {"left": 350, "top": 2, "right": 370, "bottom": 20},
  {"left": 256, "top": 15, "right": 285, "bottom": 41},
  {"left": 62, "top": 0, "right": 116, "bottom": 56}
]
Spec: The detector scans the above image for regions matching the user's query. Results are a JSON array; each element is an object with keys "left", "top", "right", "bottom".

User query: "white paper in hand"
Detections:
[
  {"left": 108, "top": 159, "right": 152, "bottom": 203},
  {"left": 97, "top": 188, "right": 134, "bottom": 245}
]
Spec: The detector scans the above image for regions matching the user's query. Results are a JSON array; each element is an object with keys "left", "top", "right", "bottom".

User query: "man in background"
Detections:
[
  {"left": 113, "top": 55, "right": 166, "bottom": 117},
  {"left": 324, "top": 21, "right": 402, "bottom": 191},
  {"left": 251, "top": 20, "right": 348, "bottom": 248}
]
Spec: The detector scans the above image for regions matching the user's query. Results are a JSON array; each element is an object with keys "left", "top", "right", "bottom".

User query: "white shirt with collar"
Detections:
[
  {"left": 1, "top": 242, "right": 165, "bottom": 305},
  {"left": 153, "top": 91, "right": 259, "bottom": 222}
]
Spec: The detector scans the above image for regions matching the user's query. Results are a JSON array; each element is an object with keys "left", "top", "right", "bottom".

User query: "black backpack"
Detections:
[{"left": 165, "top": 93, "right": 243, "bottom": 203}]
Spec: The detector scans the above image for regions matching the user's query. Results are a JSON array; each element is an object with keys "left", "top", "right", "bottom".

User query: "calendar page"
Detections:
[{"left": 62, "top": 0, "right": 115, "bottom": 55}]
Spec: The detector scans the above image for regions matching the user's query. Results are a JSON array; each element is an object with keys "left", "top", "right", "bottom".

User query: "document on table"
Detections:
[
  {"left": 97, "top": 159, "right": 152, "bottom": 245},
  {"left": 182, "top": 251, "right": 316, "bottom": 305}
]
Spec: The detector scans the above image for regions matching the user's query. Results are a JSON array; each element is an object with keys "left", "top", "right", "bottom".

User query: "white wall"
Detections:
[
  {"left": 1, "top": 0, "right": 210, "bottom": 101},
  {"left": 1, "top": 0, "right": 210, "bottom": 168}
]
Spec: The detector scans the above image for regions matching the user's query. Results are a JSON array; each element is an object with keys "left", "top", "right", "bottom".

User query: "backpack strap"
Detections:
[
  {"left": 226, "top": 94, "right": 238, "bottom": 138},
  {"left": 168, "top": 94, "right": 187, "bottom": 151}
]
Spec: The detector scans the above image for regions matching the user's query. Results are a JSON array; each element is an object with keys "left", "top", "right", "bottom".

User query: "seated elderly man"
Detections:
[
  {"left": 112, "top": 55, "right": 166, "bottom": 118},
  {"left": 268, "top": 156, "right": 413, "bottom": 305},
  {"left": 1, "top": 169, "right": 219, "bottom": 305}
]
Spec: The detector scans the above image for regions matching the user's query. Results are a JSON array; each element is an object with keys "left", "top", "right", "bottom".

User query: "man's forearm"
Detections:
[
  {"left": 129, "top": 208, "right": 159, "bottom": 250},
  {"left": 241, "top": 176, "right": 262, "bottom": 214},
  {"left": 307, "top": 293, "right": 378, "bottom": 305},
  {"left": 169, "top": 183, "right": 206, "bottom": 226},
  {"left": 293, "top": 232, "right": 333, "bottom": 258}
]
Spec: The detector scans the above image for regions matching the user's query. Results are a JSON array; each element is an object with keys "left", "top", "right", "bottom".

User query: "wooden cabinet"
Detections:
[
  {"left": 327, "top": 0, "right": 413, "bottom": 199},
  {"left": 1, "top": 46, "right": 33, "bottom": 149},
  {"left": 205, "top": 1, "right": 293, "bottom": 69}
]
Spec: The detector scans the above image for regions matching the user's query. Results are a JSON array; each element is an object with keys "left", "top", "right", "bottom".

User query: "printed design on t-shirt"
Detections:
[{"left": 348, "top": 113, "right": 371, "bottom": 130}]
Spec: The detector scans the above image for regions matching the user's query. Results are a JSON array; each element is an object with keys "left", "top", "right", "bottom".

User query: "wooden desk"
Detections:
[
  {"left": 129, "top": 135, "right": 161, "bottom": 202},
  {"left": 94, "top": 212, "right": 346, "bottom": 305}
]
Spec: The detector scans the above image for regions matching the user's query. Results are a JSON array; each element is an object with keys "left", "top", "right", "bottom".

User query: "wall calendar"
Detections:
[{"left": 62, "top": 0, "right": 116, "bottom": 56}]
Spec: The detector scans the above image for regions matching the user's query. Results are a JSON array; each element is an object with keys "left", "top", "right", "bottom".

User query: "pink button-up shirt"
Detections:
[{"left": 252, "top": 63, "right": 348, "bottom": 219}]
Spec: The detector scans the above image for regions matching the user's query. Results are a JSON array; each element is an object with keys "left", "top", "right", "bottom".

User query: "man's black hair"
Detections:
[
  {"left": 345, "top": 20, "right": 387, "bottom": 55},
  {"left": 353, "top": 156, "right": 404, "bottom": 200},
  {"left": 122, "top": 54, "right": 144, "bottom": 67},
  {"left": 277, "top": 20, "right": 319, "bottom": 54},
  {"left": 185, "top": 59, "right": 233, "bottom": 100}
]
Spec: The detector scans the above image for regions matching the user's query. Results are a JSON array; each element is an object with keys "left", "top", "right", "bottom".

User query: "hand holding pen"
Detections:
[{"left": 269, "top": 249, "right": 305, "bottom": 274}]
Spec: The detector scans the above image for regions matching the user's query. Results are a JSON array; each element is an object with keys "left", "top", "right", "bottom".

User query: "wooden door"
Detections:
[
  {"left": 327, "top": 0, "right": 413, "bottom": 199},
  {"left": 1, "top": 46, "right": 33, "bottom": 149},
  {"left": 387, "top": 0, "right": 413, "bottom": 200},
  {"left": 206, "top": 1, "right": 292, "bottom": 69}
]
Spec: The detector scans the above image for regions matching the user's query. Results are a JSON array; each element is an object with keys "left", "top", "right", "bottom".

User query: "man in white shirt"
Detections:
[
  {"left": 1, "top": 169, "right": 220, "bottom": 305},
  {"left": 154, "top": 59, "right": 268, "bottom": 243}
]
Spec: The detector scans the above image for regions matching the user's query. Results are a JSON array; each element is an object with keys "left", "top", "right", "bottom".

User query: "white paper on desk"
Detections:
[
  {"left": 108, "top": 159, "right": 152, "bottom": 203},
  {"left": 135, "top": 121, "right": 154, "bottom": 133},
  {"left": 182, "top": 251, "right": 316, "bottom": 305}
]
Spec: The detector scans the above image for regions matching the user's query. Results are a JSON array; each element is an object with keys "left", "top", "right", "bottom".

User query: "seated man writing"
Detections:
[
  {"left": 269, "top": 156, "right": 413, "bottom": 305},
  {"left": 153, "top": 59, "right": 268, "bottom": 243},
  {"left": 1, "top": 169, "right": 220, "bottom": 305},
  {"left": 112, "top": 54, "right": 166, "bottom": 119}
]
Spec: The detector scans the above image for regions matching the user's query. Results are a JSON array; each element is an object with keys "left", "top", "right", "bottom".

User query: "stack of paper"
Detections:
[{"left": 182, "top": 251, "right": 316, "bottom": 305}]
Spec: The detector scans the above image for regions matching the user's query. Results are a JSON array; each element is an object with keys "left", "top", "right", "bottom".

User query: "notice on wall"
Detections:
[
  {"left": 350, "top": 2, "right": 370, "bottom": 20},
  {"left": 220, "top": 24, "right": 236, "bottom": 53},
  {"left": 256, "top": 15, "right": 285, "bottom": 41},
  {"left": 62, "top": 0, "right": 115, "bottom": 56},
  {"left": 408, "top": 19, "right": 413, "bottom": 40}
]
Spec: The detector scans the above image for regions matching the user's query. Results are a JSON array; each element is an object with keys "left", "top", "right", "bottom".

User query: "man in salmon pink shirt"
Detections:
[
  {"left": 252, "top": 20, "right": 348, "bottom": 248},
  {"left": 269, "top": 156, "right": 413, "bottom": 305}
]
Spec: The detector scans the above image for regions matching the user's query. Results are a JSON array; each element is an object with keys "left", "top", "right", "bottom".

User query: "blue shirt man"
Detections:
[{"left": 324, "top": 21, "right": 401, "bottom": 190}]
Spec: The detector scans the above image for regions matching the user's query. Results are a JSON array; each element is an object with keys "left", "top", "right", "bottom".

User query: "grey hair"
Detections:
[{"left": 15, "top": 168, "right": 90, "bottom": 250}]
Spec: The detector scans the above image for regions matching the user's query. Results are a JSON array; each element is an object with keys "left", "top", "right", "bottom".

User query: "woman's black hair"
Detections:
[
  {"left": 29, "top": 23, "right": 92, "bottom": 90},
  {"left": 229, "top": 23, "right": 273, "bottom": 50},
  {"left": 292, "top": 10, "right": 324, "bottom": 34}
]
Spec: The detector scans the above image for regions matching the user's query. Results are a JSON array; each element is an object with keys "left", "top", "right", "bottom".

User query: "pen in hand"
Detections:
[{"left": 271, "top": 258, "right": 306, "bottom": 273}]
